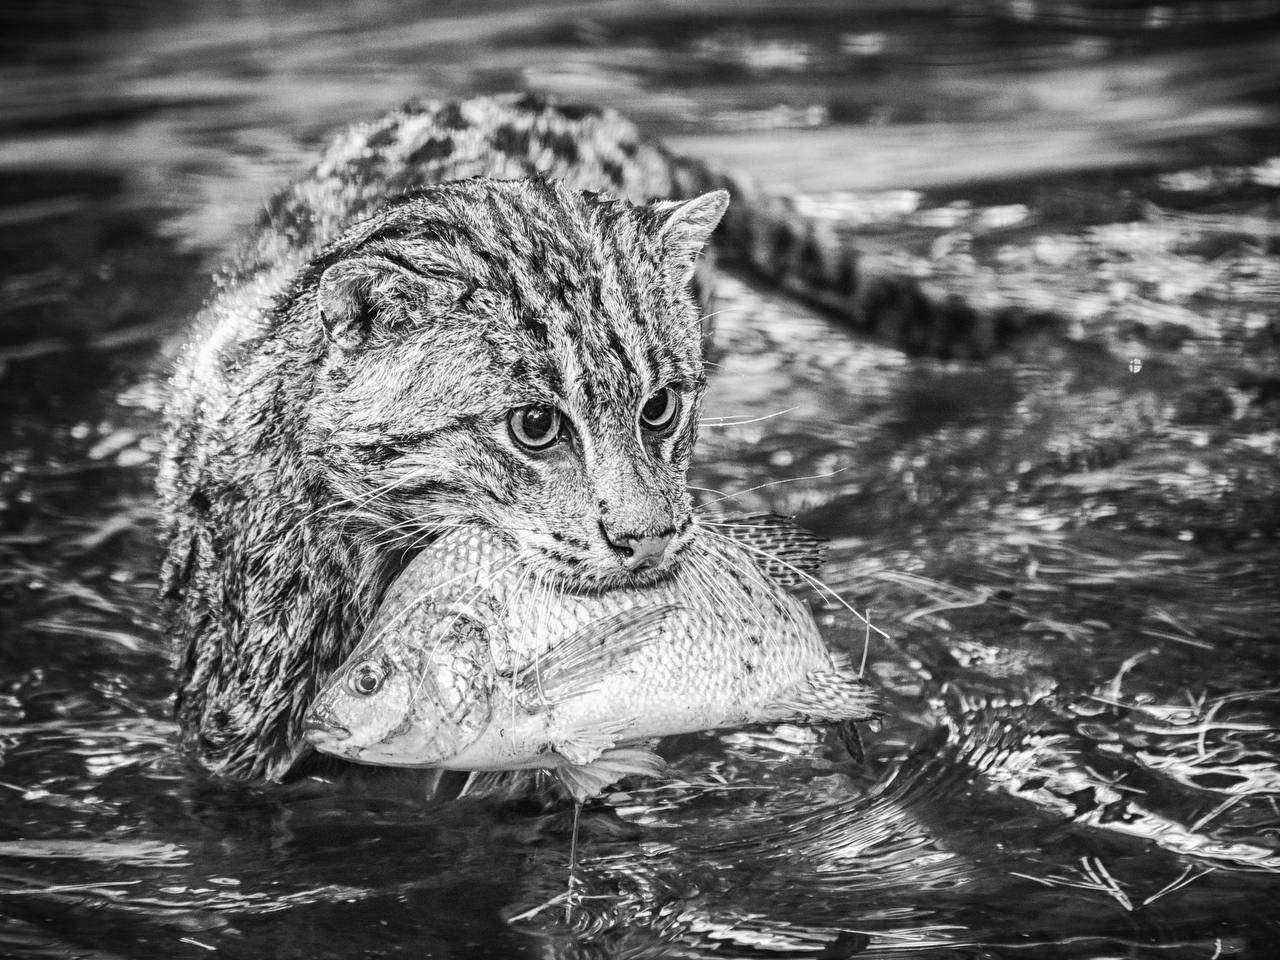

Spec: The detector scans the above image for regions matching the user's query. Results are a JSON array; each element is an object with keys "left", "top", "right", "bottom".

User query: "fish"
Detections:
[{"left": 303, "top": 518, "right": 879, "bottom": 800}]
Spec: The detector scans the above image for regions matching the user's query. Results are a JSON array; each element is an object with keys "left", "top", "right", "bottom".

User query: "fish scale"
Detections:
[
  {"left": 305, "top": 520, "right": 879, "bottom": 799},
  {"left": 410, "top": 529, "right": 827, "bottom": 730}
]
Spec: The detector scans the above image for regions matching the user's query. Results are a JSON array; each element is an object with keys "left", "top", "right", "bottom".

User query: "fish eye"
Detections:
[
  {"left": 507, "top": 404, "right": 564, "bottom": 451},
  {"left": 346, "top": 660, "right": 385, "bottom": 697},
  {"left": 639, "top": 386, "right": 680, "bottom": 435}
]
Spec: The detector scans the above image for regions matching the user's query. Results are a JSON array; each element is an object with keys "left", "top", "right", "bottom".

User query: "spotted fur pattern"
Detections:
[{"left": 160, "top": 93, "right": 983, "bottom": 782}]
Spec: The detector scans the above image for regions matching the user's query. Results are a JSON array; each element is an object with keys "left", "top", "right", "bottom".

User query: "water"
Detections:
[{"left": 3, "top": 2, "right": 1280, "bottom": 956}]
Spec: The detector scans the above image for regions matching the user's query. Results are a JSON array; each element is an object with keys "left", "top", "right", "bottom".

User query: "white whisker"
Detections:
[
  {"left": 699, "top": 538, "right": 778, "bottom": 639},
  {"left": 859, "top": 612, "right": 871, "bottom": 678},
  {"left": 681, "top": 543, "right": 751, "bottom": 641},
  {"left": 699, "top": 406, "right": 798, "bottom": 428},
  {"left": 287, "top": 464, "right": 432, "bottom": 540},
  {"left": 694, "top": 467, "right": 848, "bottom": 511},
  {"left": 686, "top": 483, "right": 733, "bottom": 502},
  {"left": 700, "top": 527, "right": 889, "bottom": 655}
]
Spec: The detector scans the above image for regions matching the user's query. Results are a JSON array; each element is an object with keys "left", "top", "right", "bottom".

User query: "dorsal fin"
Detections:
[
  {"left": 704, "top": 512, "right": 828, "bottom": 587},
  {"left": 517, "top": 604, "right": 682, "bottom": 705}
]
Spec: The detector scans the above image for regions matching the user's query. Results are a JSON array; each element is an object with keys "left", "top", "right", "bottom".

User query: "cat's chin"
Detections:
[{"left": 522, "top": 545, "right": 684, "bottom": 593}]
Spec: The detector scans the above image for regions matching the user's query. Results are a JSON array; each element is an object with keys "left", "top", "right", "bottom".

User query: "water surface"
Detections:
[{"left": 2, "top": 3, "right": 1279, "bottom": 957}]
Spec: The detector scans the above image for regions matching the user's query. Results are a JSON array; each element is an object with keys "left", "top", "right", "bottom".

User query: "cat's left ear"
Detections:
[{"left": 652, "top": 190, "right": 729, "bottom": 287}]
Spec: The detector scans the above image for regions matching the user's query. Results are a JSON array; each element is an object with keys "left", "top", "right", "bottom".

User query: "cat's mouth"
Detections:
[
  {"left": 374, "top": 514, "right": 689, "bottom": 605},
  {"left": 534, "top": 526, "right": 692, "bottom": 591}
]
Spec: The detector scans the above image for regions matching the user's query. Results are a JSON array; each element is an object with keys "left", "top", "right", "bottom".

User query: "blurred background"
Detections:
[{"left": 2, "top": 2, "right": 1280, "bottom": 958}]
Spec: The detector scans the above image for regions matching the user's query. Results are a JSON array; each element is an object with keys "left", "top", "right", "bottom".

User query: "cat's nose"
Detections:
[{"left": 604, "top": 528, "right": 673, "bottom": 572}]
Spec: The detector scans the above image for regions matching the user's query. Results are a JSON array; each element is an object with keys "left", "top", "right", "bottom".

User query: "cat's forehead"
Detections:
[
  {"left": 449, "top": 185, "right": 702, "bottom": 402},
  {"left": 477, "top": 298, "right": 701, "bottom": 413},
  {"left": 352, "top": 179, "right": 707, "bottom": 406}
]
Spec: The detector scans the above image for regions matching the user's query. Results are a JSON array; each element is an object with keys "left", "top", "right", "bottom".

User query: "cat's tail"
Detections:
[{"left": 663, "top": 149, "right": 1045, "bottom": 360}]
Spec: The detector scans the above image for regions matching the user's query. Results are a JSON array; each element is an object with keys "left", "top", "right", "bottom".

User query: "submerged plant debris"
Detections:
[{"left": 2, "top": 2, "right": 1279, "bottom": 957}]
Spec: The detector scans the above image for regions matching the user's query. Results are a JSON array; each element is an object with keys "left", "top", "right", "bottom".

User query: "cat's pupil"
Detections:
[
  {"left": 523, "top": 407, "right": 554, "bottom": 437},
  {"left": 508, "top": 405, "right": 563, "bottom": 450},
  {"left": 640, "top": 388, "right": 677, "bottom": 430}
]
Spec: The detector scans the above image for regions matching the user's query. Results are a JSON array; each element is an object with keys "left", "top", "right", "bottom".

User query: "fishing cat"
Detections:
[{"left": 159, "top": 93, "right": 976, "bottom": 782}]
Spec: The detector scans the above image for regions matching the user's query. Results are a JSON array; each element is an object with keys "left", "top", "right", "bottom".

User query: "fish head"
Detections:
[{"left": 303, "top": 605, "right": 497, "bottom": 767}]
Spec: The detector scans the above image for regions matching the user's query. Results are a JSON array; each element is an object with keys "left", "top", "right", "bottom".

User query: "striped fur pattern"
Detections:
[
  {"left": 239, "top": 93, "right": 1008, "bottom": 357},
  {"left": 159, "top": 93, "right": 942, "bottom": 782}
]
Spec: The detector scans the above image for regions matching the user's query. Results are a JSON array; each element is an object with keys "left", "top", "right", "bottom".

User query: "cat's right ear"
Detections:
[
  {"left": 653, "top": 190, "right": 730, "bottom": 288},
  {"left": 321, "top": 252, "right": 464, "bottom": 351},
  {"left": 317, "top": 256, "right": 402, "bottom": 351},
  {"left": 319, "top": 254, "right": 461, "bottom": 350}
]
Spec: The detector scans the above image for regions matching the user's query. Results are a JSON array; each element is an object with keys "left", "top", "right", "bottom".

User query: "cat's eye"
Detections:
[
  {"left": 639, "top": 386, "right": 681, "bottom": 434},
  {"left": 346, "top": 660, "right": 385, "bottom": 697},
  {"left": 508, "top": 404, "right": 564, "bottom": 451}
]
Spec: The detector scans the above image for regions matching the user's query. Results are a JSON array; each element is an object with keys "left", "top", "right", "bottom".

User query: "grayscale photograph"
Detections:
[{"left": 1, "top": 1, "right": 1278, "bottom": 957}]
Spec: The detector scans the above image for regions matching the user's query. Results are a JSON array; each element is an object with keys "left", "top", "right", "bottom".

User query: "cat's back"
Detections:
[{"left": 234, "top": 92, "right": 695, "bottom": 283}]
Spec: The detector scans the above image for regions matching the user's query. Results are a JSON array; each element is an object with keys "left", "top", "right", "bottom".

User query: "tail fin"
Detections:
[{"left": 767, "top": 659, "right": 881, "bottom": 727}]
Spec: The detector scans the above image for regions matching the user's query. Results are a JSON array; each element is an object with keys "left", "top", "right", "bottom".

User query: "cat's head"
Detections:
[{"left": 303, "top": 178, "right": 728, "bottom": 588}]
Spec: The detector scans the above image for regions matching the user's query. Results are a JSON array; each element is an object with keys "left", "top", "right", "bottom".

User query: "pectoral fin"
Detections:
[
  {"left": 554, "top": 746, "right": 668, "bottom": 802},
  {"left": 518, "top": 604, "right": 682, "bottom": 705},
  {"left": 554, "top": 717, "right": 634, "bottom": 766}
]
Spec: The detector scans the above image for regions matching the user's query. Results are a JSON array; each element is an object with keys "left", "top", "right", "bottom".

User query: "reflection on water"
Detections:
[{"left": 2, "top": 2, "right": 1280, "bottom": 957}]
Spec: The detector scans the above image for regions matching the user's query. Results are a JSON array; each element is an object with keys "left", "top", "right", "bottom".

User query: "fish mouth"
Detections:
[{"left": 303, "top": 715, "right": 351, "bottom": 749}]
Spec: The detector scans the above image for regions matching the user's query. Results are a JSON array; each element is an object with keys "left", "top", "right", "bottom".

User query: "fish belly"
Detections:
[
  {"left": 516, "top": 594, "right": 835, "bottom": 745},
  {"left": 442, "top": 708, "right": 563, "bottom": 772}
]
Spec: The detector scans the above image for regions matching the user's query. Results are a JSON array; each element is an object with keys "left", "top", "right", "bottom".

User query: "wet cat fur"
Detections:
[{"left": 161, "top": 142, "right": 725, "bottom": 780}]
